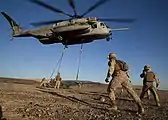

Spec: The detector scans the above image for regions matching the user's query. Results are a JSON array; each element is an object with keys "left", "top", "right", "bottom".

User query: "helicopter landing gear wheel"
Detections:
[
  {"left": 106, "top": 37, "right": 110, "bottom": 41},
  {"left": 106, "top": 36, "right": 112, "bottom": 41}
]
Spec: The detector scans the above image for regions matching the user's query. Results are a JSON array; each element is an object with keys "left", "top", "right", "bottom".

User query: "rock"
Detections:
[
  {"left": 100, "top": 97, "right": 105, "bottom": 102},
  {"left": 25, "top": 108, "right": 30, "bottom": 112}
]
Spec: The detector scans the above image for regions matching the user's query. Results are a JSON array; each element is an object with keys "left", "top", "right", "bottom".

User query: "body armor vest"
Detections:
[
  {"left": 112, "top": 61, "right": 122, "bottom": 77},
  {"left": 144, "top": 71, "right": 155, "bottom": 82}
]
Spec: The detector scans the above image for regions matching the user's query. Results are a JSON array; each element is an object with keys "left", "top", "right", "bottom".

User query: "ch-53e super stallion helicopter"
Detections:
[{"left": 1, "top": 0, "right": 136, "bottom": 48}]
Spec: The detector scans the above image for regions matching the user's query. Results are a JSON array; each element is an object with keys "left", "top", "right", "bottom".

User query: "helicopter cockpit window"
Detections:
[
  {"left": 92, "top": 23, "right": 97, "bottom": 28},
  {"left": 100, "top": 23, "right": 105, "bottom": 26}
]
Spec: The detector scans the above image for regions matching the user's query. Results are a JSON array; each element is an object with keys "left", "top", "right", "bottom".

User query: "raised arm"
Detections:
[
  {"left": 140, "top": 70, "right": 146, "bottom": 78},
  {"left": 105, "top": 60, "right": 116, "bottom": 82}
]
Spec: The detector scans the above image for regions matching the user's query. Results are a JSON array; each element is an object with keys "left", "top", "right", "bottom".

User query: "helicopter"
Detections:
[{"left": 1, "top": 0, "right": 136, "bottom": 47}]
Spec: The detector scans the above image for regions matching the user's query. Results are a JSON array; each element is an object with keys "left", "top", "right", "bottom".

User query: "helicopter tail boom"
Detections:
[{"left": 1, "top": 12, "right": 22, "bottom": 37}]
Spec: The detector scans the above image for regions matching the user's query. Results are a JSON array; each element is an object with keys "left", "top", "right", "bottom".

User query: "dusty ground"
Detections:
[{"left": 0, "top": 77, "right": 168, "bottom": 120}]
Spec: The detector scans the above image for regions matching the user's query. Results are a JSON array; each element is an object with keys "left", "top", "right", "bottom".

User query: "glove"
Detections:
[
  {"left": 105, "top": 78, "right": 109, "bottom": 83},
  {"left": 140, "top": 73, "right": 144, "bottom": 78}
]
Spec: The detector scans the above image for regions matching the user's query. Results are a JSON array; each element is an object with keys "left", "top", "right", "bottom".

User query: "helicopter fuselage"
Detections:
[{"left": 14, "top": 18, "right": 111, "bottom": 45}]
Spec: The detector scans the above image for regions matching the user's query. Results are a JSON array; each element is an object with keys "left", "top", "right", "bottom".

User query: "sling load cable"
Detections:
[
  {"left": 49, "top": 46, "right": 67, "bottom": 79},
  {"left": 56, "top": 46, "right": 66, "bottom": 74},
  {"left": 75, "top": 44, "right": 83, "bottom": 83}
]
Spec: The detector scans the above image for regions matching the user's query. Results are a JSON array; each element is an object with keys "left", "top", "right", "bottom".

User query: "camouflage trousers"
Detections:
[
  {"left": 140, "top": 82, "right": 159, "bottom": 105},
  {"left": 144, "top": 82, "right": 157, "bottom": 99},
  {"left": 144, "top": 90, "right": 151, "bottom": 99},
  {"left": 107, "top": 71, "right": 143, "bottom": 109},
  {"left": 55, "top": 80, "right": 61, "bottom": 89}
]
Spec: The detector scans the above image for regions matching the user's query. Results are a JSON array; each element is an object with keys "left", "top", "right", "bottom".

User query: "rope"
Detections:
[
  {"left": 57, "top": 46, "right": 66, "bottom": 73},
  {"left": 49, "top": 46, "right": 66, "bottom": 79},
  {"left": 75, "top": 44, "right": 83, "bottom": 81}
]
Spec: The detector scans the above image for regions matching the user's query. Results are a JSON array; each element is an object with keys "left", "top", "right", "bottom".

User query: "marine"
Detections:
[
  {"left": 139, "top": 65, "right": 160, "bottom": 106},
  {"left": 40, "top": 77, "right": 50, "bottom": 87},
  {"left": 54, "top": 72, "right": 62, "bottom": 89},
  {"left": 105, "top": 53, "right": 144, "bottom": 114}
]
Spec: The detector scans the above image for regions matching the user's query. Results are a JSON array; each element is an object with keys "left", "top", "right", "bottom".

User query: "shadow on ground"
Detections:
[
  {"left": 37, "top": 89, "right": 110, "bottom": 111},
  {"left": 78, "top": 91, "right": 134, "bottom": 102},
  {"left": 37, "top": 88, "right": 138, "bottom": 114}
]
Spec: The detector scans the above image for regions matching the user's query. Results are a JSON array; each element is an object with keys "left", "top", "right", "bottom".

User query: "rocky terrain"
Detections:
[{"left": 0, "top": 77, "right": 168, "bottom": 120}]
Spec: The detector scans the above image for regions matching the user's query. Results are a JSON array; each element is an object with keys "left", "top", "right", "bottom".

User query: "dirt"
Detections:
[{"left": 0, "top": 77, "right": 168, "bottom": 120}]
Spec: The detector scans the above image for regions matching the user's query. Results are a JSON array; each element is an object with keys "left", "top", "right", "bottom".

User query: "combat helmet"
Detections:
[
  {"left": 108, "top": 53, "right": 116, "bottom": 59},
  {"left": 57, "top": 72, "right": 60, "bottom": 75},
  {"left": 144, "top": 65, "right": 151, "bottom": 70}
]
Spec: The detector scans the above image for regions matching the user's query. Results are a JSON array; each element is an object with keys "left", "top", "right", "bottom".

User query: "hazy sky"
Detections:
[{"left": 0, "top": 0, "right": 167, "bottom": 89}]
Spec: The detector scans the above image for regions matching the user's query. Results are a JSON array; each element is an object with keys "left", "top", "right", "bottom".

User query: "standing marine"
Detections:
[
  {"left": 139, "top": 65, "right": 160, "bottom": 106},
  {"left": 105, "top": 53, "right": 144, "bottom": 114},
  {"left": 54, "top": 72, "right": 62, "bottom": 89}
]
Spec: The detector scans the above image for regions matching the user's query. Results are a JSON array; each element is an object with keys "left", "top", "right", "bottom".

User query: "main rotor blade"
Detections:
[
  {"left": 68, "top": 0, "right": 77, "bottom": 16},
  {"left": 29, "top": 0, "right": 72, "bottom": 17},
  {"left": 98, "top": 18, "right": 136, "bottom": 23},
  {"left": 80, "top": 0, "right": 111, "bottom": 17},
  {"left": 30, "top": 20, "right": 67, "bottom": 26}
]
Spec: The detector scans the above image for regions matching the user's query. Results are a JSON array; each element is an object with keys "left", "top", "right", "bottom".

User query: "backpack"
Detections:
[
  {"left": 144, "top": 71, "right": 155, "bottom": 82},
  {"left": 116, "top": 60, "right": 129, "bottom": 71}
]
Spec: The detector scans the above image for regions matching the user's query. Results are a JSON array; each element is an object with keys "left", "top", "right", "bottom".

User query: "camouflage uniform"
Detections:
[
  {"left": 145, "top": 90, "right": 151, "bottom": 99},
  {"left": 139, "top": 65, "right": 160, "bottom": 106},
  {"left": 40, "top": 78, "right": 50, "bottom": 87},
  {"left": 105, "top": 53, "right": 144, "bottom": 114},
  {"left": 145, "top": 78, "right": 160, "bottom": 99},
  {"left": 120, "top": 72, "right": 131, "bottom": 95},
  {"left": 54, "top": 72, "right": 62, "bottom": 89}
]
